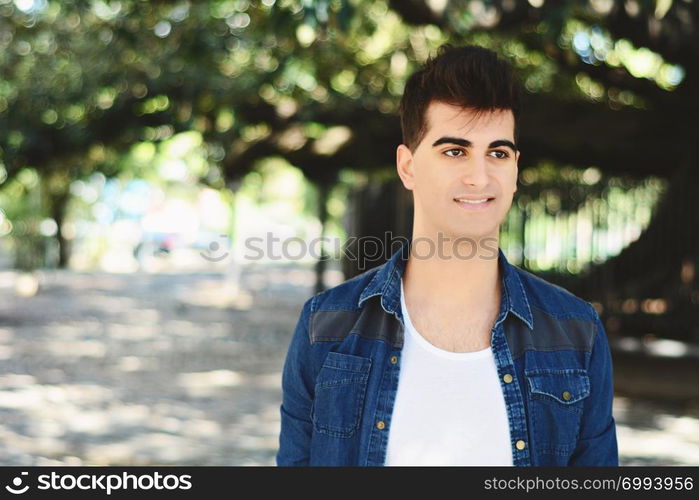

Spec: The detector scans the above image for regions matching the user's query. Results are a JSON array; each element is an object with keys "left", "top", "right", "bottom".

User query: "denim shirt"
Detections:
[{"left": 276, "top": 241, "right": 619, "bottom": 466}]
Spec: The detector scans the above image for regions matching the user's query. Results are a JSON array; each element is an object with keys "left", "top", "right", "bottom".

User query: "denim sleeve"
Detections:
[
  {"left": 568, "top": 305, "right": 619, "bottom": 466},
  {"left": 276, "top": 296, "right": 316, "bottom": 466}
]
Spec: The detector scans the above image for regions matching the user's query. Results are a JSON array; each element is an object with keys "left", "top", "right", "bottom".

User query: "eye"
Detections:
[
  {"left": 490, "top": 150, "right": 510, "bottom": 159},
  {"left": 443, "top": 148, "right": 464, "bottom": 158}
]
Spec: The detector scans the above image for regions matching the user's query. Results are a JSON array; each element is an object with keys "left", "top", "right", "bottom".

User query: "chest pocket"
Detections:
[
  {"left": 525, "top": 369, "right": 590, "bottom": 456},
  {"left": 311, "top": 352, "right": 372, "bottom": 438}
]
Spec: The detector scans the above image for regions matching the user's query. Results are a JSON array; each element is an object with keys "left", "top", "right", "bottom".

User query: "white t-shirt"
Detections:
[{"left": 384, "top": 279, "right": 513, "bottom": 466}]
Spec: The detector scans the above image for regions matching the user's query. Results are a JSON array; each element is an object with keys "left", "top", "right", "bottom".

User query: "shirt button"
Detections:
[
  {"left": 516, "top": 440, "right": 526, "bottom": 450},
  {"left": 390, "top": 356, "right": 398, "bottom": 365},
  {"left": 376, "top": 420, "right": 386, "bottom": 430},
  {"left": 503, "top": 373, "right": 513, "bottom": 384},
  {"left": 562, "top": 391, "right": 571, "bottom": 401}
]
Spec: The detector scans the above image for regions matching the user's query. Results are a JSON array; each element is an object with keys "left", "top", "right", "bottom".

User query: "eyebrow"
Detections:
[{"left": 432, "top": 136, "right": 517, "bottom": 153}]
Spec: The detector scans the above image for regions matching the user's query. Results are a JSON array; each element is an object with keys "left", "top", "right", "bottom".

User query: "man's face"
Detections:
[{"left": 396, "top": 100, "right": 520, "bottom": 243}]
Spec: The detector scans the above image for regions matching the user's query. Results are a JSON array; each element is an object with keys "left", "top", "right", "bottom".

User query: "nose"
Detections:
[{"left": 459, "top": 156, "right": 489, "bottom": 188}]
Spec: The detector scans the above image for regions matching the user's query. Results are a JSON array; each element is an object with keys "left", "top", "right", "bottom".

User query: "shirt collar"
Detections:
[{"left": 357, "top": 239, "right": 534, "bottom": 330}]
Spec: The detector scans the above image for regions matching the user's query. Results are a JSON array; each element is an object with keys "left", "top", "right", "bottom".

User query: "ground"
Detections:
[{"left": 0, "top": 261, "right": 697, "bottom": 465}]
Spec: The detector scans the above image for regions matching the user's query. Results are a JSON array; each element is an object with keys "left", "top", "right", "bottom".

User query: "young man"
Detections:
[{"left": 276, "top": 44, "right": 619, "bottom": 466}]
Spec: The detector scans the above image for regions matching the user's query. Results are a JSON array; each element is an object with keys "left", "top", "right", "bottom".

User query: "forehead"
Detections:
[{"left": 423, "top": 101, "right": 514, "bottom": 139}]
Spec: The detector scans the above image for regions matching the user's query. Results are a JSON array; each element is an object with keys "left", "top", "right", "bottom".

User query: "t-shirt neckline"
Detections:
[{"left": 400, "top": 278, "right": 493, "bottom": 360}]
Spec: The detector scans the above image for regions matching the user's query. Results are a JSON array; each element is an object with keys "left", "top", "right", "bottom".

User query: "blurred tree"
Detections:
[
  {"left": 0, "top": 0, "right": 405, "bottom": 273},
  {"left": 0, "top": 0, "right": 696, "bottom": 327}
]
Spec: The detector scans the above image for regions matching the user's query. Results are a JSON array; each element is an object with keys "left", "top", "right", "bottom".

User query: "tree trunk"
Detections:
[
  {"left": 314, "top": 180, "right": 331, "bottom": 294},
  {"left": 40, "top": 172, "right": 72, "bottom": 269},
  {"left": 51, "top": 188, "right": 71, "bottom": 268}
]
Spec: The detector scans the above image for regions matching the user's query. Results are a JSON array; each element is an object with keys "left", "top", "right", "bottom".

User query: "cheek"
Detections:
[
  {"left": 498, "top": 171, "right": 518, "bottom": 193},
  {"left": 413, "top": 170, "right": 445, "bottom": 199}
]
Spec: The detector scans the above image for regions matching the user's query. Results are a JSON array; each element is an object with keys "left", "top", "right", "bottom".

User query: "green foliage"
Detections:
[{"left": 0, "top": 0, "right": 691, "bottom": 271}]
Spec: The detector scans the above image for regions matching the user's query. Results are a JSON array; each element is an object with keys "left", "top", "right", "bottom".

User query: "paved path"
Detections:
[{"left": 0, "top": 263, "right": 697, "bottom": 465}]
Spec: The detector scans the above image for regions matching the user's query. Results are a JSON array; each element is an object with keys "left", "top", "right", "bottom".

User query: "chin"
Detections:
[{"left": 447, "top": 223, "right": 499, "bottom": 241}]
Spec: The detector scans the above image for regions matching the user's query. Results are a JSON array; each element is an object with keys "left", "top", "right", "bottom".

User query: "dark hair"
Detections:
[{"left": 399, "top": 43, "right": 523, "bottom": 152}]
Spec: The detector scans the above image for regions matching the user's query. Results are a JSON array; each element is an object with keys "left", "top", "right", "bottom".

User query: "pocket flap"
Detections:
[
  {"left": 321, "top": 351, "right": 372, "bottom": 373},
  {"left": 525, "top": 369, "right": 590, "bottom": 404}
]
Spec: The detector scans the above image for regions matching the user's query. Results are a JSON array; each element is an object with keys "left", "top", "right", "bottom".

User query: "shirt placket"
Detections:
[
  {"left": 491, "top": 320, "right": 532, "bottom": 466},
  {"left": 364, "top": 346, "right": 402, "bottom": 466}
]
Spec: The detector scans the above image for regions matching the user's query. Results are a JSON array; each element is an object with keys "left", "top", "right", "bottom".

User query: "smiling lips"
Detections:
[{"left": 453, "top": 196, "right": 495, "bottom": 210}]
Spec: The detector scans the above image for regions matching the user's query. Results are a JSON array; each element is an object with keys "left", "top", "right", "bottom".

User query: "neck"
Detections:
[{"left": 402, "top": 230, "right": 502, "bottom": 308}]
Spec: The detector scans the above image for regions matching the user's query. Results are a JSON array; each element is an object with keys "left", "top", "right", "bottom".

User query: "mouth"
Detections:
[{"left": 453, "top": 196, "right": 495, "bottom": 210}]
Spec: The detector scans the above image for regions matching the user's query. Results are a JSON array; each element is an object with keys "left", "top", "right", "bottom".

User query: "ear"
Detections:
[{"left": 396, "top": 144, "right": 415, "bottom": 190}]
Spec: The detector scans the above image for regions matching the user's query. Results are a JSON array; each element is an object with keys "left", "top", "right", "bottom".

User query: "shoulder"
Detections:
[
  {"left": 512, "top": 265, "right": 597, "bottom": 322},
  {"left": 298, "top": 263, "right": 398, "bottom": 346},
  {"left": 507, "top": 265, "right": 603, "bottom": 356}
]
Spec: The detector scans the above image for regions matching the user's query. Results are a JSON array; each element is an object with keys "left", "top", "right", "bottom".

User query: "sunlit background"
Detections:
[{"left": 1, "top": 0, "right": 698, "bottom": 465}]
